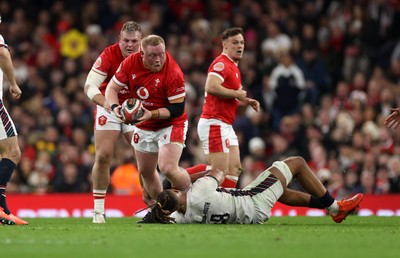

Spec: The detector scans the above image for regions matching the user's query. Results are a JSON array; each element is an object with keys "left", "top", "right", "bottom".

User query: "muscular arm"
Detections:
[
  {"left": 104, "top": 79, "right": 123, "bottom": 117},
  {"left": 205, "top": 74, "right": 246, "bottom": 101},
  {"left": 0, "top": 46, "right": 21, "bottom": 99}
]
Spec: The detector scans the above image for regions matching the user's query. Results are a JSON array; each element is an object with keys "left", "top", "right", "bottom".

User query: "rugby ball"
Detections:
[{"left": 120, "top": 98, "right": 143, "bottom": 124}]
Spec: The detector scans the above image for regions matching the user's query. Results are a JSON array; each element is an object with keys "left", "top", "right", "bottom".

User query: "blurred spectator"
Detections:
[
  {"left": 240, "top": 136, "right": 268, "bottom": 188},
  {"left": 266, "top": 132, "right": 298, "bottom": 166},
  {"left": 360, "top": 170, "right": 377, "bottom": 194},
  {"left": 269, "top": 51, "right": 306, "bottom": 130},
  {"left": 332, "top": 81, "right": 352, "bottom": 111},
  {"left": 296, "top": 42, "right": 331, "bottom": 105},
  {"left": 110, "top": 162, "right": 142, "bottom": 196},
  {"left": 343, "top": 4, "right": 369, "bottom": 83},
  {"left": 261, "top": 21, "right": 292, "bottom": 72},
  {"left": 375, "top": 165, "right": 391, "bottom": 194},
  {"left": 52, "top": 162, "right": 89, "bottom": 192},
  {"left": 387, "top": 155, "right": 400, "bottom": 193},
  {"left": 327, "top": 171, "right": 346, "bottom": 199},
  {"left": 343, "top": 169, "right": 362, "bottom": 196},
  {"left": 307, "top": 140, "right": 328, "bottom": 174},
  {"left": 27, "top": 151, "right": 54, "bottom": 193}
]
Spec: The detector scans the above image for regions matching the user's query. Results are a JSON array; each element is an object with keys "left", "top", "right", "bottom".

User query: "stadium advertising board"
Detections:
[{"left": 8, "top": 194, "right": 400, "bottom": 218}]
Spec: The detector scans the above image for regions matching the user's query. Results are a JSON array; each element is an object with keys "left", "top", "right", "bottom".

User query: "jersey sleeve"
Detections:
[
  {"left": 191, "top": 176, "right": 219, "bottom": 193},
  {"left": 166, "top": 64, "right": 186, "bottom": 102},
  {"left": 208, "top": 61, "right": 226, "bottom": 83},
  {"left": 167, "top": 76, "right": 185, "bottom": 102},
  {"left": 112, "top": 60, "right": 129, "bottom": 87},
  {"left": 92, "top": 49, "right": 111, "bottom": 76}
]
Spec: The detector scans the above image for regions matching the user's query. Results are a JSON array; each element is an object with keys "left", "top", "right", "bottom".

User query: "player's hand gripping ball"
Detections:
[{"left": 120, "top": 98, "right": 144, "bottom": 124}]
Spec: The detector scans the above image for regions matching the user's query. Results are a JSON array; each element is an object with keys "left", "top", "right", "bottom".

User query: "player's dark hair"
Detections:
[
  {"left": 220, "top": 27, "right": 243, "bottom": 41},
  {"left": 150, "top": 189, "right": 180, "bottom": 224}
]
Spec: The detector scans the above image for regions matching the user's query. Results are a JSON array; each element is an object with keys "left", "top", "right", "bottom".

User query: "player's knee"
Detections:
[
  {"left": 4, "top": 146, "right": 21, "bottom": 163},
  {"left": 285, "top": 156, "right": 306, "bottom": 171},
  {"left": 159, "top": 163, "right": 175, "bottom": 177},
  {"left": 95, "top": 152, "right": 113, "bottom": 165},
  {"left": 293, "top": 156, "right": 307, "bottom": 167}
]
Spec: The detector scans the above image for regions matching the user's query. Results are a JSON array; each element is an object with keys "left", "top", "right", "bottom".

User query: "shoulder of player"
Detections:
[
  {"left": 165, "top": 52, "right": 180, "bottom": 67},
  {"left": 164, "top": 52, "right": 184, "bottom": 76},
  {"left": 208, "top": 55, "right": 235, "bottom": 73},
  {"left": 192, "top": 175, "right": 219, "bottom": 190},
  {"left": 103, "top": 43, "right": 119, "bottom": 55},
  {"left": 119, "top": 51, "right": 140, "bottom": 67},
  {"left": 98, "top": 43, "right": 123, "bottom": 63}
]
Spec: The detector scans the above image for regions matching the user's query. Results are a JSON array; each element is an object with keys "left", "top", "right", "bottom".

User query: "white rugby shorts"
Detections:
[
  {"left": 131, "top": 120, "right": 188, "bottom": 153},
  {"left": 244, "top": 161, "right": 293, "bottom": 223},
  {"left": 94, "top": 105, "right": 134, "bottom": 133},
  {"left": 0, "top": 100, "right": 18, "bottom": 140}
]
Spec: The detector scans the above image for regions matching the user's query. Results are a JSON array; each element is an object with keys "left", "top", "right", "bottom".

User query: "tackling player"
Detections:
[{"left": 149, "top": 156, "right": 363, "bottom": 224}]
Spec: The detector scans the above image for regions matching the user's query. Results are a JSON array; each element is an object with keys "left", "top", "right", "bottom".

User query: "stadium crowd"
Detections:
[{"left": 0, "top": 0, "right": 399, "bottom": 199}]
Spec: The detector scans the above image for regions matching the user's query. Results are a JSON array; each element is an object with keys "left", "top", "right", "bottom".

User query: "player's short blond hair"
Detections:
[{"left": 141, "top": 35, "right": 165, "bottom": 49}]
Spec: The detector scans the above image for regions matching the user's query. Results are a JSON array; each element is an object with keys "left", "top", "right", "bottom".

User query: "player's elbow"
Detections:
[
  {"left": 205, "top": 84, "right": 218, "bottom": 95},
  {"left": 83, "top": 84, "right": 89, "bottom": 94}
]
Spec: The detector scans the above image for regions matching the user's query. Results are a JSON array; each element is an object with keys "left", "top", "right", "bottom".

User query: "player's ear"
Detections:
[
  {"left": 140, "top": 50, "right": 144, "bottom": 57},
  {"left": 222, "top": 39, "right": 228, "bottom": 49}
]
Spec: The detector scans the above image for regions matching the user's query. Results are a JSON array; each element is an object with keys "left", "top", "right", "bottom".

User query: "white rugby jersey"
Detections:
[{"left": 171, "top": 176, "right": 256, "bottom": 224}]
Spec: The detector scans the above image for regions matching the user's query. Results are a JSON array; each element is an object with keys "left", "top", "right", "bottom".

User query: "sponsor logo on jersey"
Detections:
[
  {"left": 213, "top": 62, "right": 224, "bottom": 72},
  {"left": 136, "top": 86, "right": 149, "bottom": 99}
]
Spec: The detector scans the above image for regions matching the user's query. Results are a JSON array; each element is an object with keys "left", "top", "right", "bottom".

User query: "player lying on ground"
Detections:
[{"left": 149, "top": 156, "right": 363, "bottom": 224}]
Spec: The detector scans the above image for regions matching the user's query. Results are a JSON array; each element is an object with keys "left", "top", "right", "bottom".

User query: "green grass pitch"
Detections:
[{"left": 1, "top": 216, "right": 399, "bottom": 258}]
